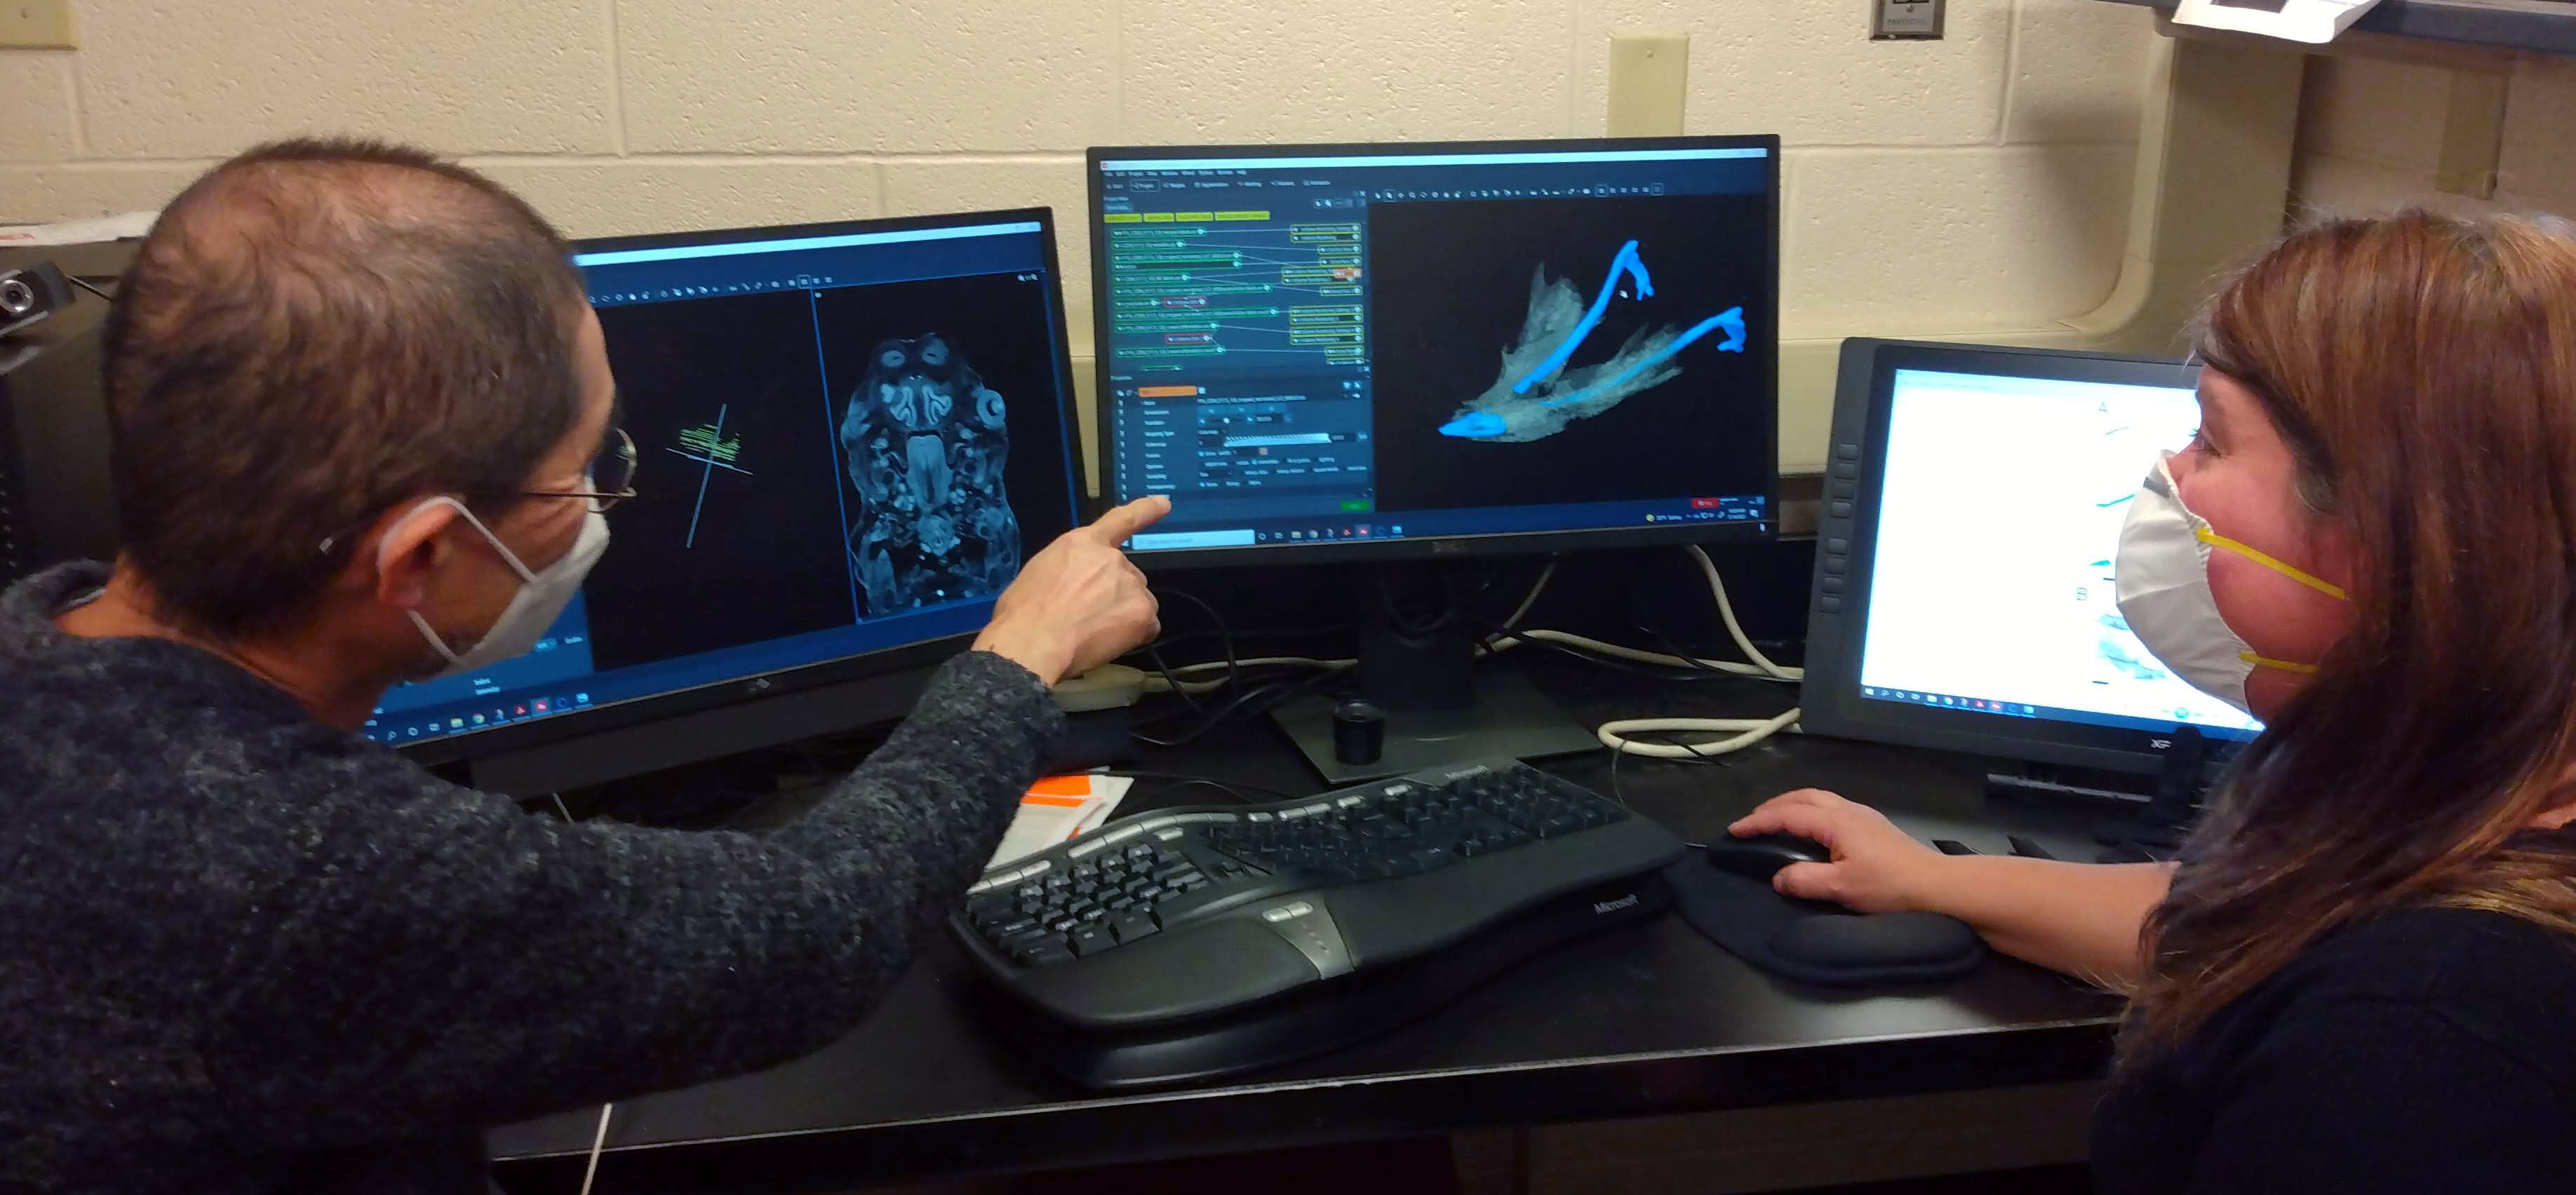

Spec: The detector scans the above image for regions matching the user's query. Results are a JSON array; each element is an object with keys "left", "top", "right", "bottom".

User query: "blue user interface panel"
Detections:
[
  {"left": 1092, "top": 142, "right": 1776, "bottom": 552},
  {"left": 1856, "top": 367, "right": 2261, "bottom": 742},
  {"left": 368, "top": 216, "right": 1081, "bottom": 745}
]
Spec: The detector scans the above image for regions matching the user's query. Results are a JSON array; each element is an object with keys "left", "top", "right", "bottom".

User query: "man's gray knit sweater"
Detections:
[{"left": 0, "top": 562, "right": 1063, "bottom": 1194}]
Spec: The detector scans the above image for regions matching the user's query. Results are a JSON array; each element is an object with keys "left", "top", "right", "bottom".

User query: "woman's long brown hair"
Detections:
[{"left": 2126, "top": 210, "right": 2576, "bottom": 1060}]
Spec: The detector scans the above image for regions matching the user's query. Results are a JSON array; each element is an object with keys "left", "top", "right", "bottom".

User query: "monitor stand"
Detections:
[
  {"left": 1270, "top": 562, "right": 1601, "bottom": 784},
  {"left": 1983, "top": 725, "right": 2214, "bottom": 863}
]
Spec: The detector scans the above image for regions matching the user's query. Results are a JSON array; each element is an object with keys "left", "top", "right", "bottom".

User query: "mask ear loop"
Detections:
[{"left": 374, "top": 497, "right": 540, "bottom": 668}]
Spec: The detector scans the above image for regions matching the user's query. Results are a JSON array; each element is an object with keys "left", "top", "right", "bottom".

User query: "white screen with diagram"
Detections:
[{"left": 1854, "top": 367, "right": 2262, "bottom": 739}]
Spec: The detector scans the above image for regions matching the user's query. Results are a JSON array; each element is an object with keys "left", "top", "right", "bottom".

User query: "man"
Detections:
[{"left": 0, "top": 138, "right": 1167, "bottom": 1194}]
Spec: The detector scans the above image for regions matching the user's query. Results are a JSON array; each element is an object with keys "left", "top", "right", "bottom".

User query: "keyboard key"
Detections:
[
  {"left": 1068, "top": 927, "right": 1114, "bottom": 957},
  {"left": 1078, "top": 906, "right": 1110, "bottom": 923},
  {"left": 1048, "top": 916, "right": 1081, "bottom": 933},
  {"left": 1109, "top": 912, "right": 1159, "bottom": 943},
  {"left": 1106, "top": 895, "right": 1137, "bottom": 912},
  {"left": 1015, "top": 940, "right": 1075, "bottom": 966},
  {"left": 993, "top": 917, "right": 1038, "bottom": 938}
]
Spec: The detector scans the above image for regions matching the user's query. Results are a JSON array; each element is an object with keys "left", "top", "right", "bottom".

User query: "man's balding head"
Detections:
[{"left": 103, "top": 137, "right": 589, "bottom": 641}]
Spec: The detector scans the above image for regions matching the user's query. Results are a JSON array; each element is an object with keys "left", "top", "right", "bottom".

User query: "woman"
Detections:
[{"left": 1734, "top": 210, "right": 2576, "bottom": 1191}]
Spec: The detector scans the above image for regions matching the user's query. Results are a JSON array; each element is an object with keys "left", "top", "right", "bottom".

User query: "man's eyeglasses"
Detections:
[{"left": 522, "top": 427, "right": 638, "bottom": 513}]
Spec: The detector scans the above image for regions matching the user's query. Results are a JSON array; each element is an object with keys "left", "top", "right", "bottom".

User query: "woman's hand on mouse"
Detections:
[{"left": 1728, "top": 789, "right": 1945, "bottom": 914}]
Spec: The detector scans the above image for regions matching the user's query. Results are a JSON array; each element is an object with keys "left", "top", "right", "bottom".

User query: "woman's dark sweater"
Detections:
[
  {"left": 0, "top": 562, "right": 1061, "bottom": 1194},
  {"left": 2093, "top": 898, "right": 2576, "bottom": 1193}
]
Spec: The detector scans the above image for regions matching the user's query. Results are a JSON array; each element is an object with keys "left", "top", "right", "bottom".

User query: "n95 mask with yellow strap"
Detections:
[{"left": 2114, "top": 454, "right": 2347, "bottom": 715}]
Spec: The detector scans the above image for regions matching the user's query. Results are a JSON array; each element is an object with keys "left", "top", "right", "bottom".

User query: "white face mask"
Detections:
[
  {"left": 2114, "top": 453, "right": 2346, "bottom": 715},
  {"left": 382, "top": 497, "right": 610, "bottom": 677}
]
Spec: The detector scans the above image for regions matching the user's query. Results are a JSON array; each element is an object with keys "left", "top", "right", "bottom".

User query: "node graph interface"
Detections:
[{"left": 1096, "top": 143, "right": 1777, "bottom": 553}]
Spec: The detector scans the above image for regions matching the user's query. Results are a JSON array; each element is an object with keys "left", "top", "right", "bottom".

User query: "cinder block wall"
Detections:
[{"left": 1, "top": 0, "right": 2158, "bottom": 473}]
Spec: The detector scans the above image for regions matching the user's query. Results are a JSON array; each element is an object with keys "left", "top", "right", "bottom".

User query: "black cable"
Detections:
[
  {"left": 1127, "top": 660, "right": 1339, "bottom": 732},
  {"left": 1374, "top": 572, "right": 1461, "bottom": 640},
  {"left": 1153, "top": 588, "right": 1240, "bottom": 697},
  {"left": 67, "top": 276, "right": 116, "bottom": 304},
  {"left": 1146, "top": 622, "right": 1352, "bottom": 649},
  {"left": 1637, "top": 620, "right": 1743, "bottom": 681},
  {"left": 1142, "top": 643, "right": 1203, "bottom": 712},
  {"left": 1132, "top": 666, "right": 1347, "bottom": 748}
]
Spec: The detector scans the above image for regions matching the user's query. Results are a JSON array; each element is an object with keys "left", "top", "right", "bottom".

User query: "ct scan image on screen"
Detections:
[
  {"left": 814, "top": 271, "right": 1061, "bottom": 619},
  {"left": 1367, "top": 193, "right": 1773, "bottom": 513}
]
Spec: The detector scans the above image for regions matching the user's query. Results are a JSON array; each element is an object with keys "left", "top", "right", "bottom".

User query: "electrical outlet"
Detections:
[
  {"left": 0, "top": 0, "right": 77, "bottom": 49},
  {"left": 1872, "top": 0, "right": 1943, "bottom": 40}
]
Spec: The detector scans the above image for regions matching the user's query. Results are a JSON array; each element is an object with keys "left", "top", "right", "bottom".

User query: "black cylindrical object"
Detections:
[{"left": 1331, "top": 699, "right": 1386, "bottom": 767}]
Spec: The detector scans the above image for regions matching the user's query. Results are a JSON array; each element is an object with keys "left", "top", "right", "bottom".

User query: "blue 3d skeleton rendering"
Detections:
[{"left": 1439, "top": 239, "right": 1746, "bottom": 443}]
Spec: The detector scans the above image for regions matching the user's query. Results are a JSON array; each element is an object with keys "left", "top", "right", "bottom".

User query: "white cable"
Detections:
[
  {"left": 1683, "top": 544, "right": 1802, "bottom": 681},
  {"left": 1597, "top": 708, "right": 1802, "bottom": 758},
  {"left": 1497, "top": 629, "right": 1798, "bottom": 682},
  {"left": 1590, "top": 545, "right": 1804, "bottom": 759},
  {"left": 577, "top": 1102, "right": 612, "bottom": 1195},
  {"left": 1504, "top": 559, "right": 1557, "bottom": 628},
  {"left": 1128, "top": 554, "right": 1803, "bottom": 760},
  {"left": 1488, "top": 547, "right": 1802, "bottom": 683},
  {"left": 1139, "top": 655, "right": 1355, "bottom": 696}
]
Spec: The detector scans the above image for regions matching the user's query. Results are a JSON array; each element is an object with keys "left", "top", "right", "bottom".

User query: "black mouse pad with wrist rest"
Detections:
[{"left": 1661, "top": 858, "right": 1987, "bottom": 986}]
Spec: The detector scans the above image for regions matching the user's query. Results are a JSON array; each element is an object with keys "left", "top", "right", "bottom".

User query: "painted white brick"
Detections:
[
  {"left": 2006, "top": 1, "right": 2153, "bottom": 143},
  {"left": 1784, "top": 146, "right": 2134, "bottom": 337},
  {"left": 2498, "top": 58, "right": 2576, "bottom": 213},
  {"left": 882, "top": 157, "right": 1094, "bottom": 349},
  {"left": 1118, "top": 0, "right": 1575, "bottom": 143},
  {"left": 0, "top": 162, "right": 206, "bottom": 224},
  {"left": 2294, "top": 57, "right": 2455, "bottom": 172},
  {"left": 619, "top": 2, "right": 1118, "bottom": 154},
  {"left": 1, "top": 55, "right": 76, "bottom": 160},
  {"left": 1576, "top": 0, "right": 2012, "bottom": 144},
  {"left": 466, "top": 160, "right": 881, "bottom": 241},
  {"left": 74, "top": 0, "right": 614, "bottom": 158}
]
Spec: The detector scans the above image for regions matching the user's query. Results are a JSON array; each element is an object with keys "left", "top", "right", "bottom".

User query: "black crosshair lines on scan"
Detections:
[{"left": 669, "top": 404, "right": 751, "bottom": 548}]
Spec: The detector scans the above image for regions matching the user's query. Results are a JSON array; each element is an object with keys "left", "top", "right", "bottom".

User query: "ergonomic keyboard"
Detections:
[{"left": 951, "top": 759, "right": 1687, "bottom": 1031}]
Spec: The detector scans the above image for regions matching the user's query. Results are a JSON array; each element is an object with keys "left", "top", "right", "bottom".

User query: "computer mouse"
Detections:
[{"left": 1704, "top": 833, "right": 1831, "bottom": 882}]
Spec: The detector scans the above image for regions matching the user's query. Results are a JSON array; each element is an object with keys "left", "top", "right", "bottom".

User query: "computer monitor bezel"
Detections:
[
  {"left": 1085, "top": 135, "right": 1782, "bottom": 569},
  {"left": 1800, "top": 337, "right": 2243, "bottom": 777},
  {"left": 397, "top": 206, "right": 1086, "bottom": 776}
]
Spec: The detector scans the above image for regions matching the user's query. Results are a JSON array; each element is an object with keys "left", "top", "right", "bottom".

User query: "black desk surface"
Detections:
[{"left": 489, "top": 659, "right": 2123, "bottom": 1192}]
